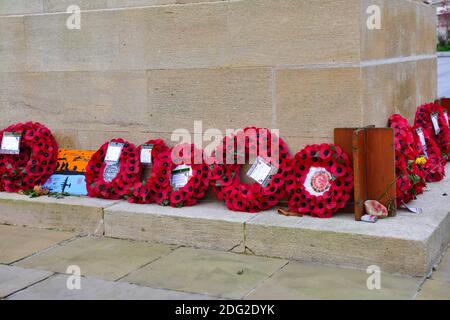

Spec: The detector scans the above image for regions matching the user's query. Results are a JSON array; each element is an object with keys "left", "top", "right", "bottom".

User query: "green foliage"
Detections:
[{"left": 437, "top": 43, "right": 450, "bottom": 52}]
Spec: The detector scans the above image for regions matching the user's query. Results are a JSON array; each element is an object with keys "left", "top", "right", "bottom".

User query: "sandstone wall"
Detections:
[{"left": 0, "top": 0, "right": 436, "bottom": 152}]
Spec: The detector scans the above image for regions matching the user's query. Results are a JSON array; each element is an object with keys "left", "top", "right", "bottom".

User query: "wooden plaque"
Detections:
[{"left": 334, "top": 127, "right": 396, "bottom": 220}]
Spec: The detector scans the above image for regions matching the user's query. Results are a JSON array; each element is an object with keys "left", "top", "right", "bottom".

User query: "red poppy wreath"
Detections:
[
  {"left": 151, "top": 143, "right": 209, "bottom": 208},
  {"left": 127, "top": 139, "right": 170, "bottom": 204},
  {"left": 0, "top": 122, "right": 58, "bottom": 193},
  {"left": 286, "top": 144, "right": 353, "bottom": 218},
  {"left": 389, "top": 115, "right": 426, "bottom": 206},
  {"left": 414, "top": 103, "right": 450, "bottom": 161},
  {"left": 412, "top": 125, "right": 446, "bottom": 182},
  {"left": 85, "top": 138, "right": 141, "bottom": 200},
  {"left": 209, "top": 127, "right": 291, "bottom": 213}
]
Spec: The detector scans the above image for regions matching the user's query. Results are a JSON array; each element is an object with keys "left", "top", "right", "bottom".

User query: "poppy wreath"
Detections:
[
  {"left": 85, "top": 138, "right": 141, "bottom": 200},
  {"left": 285, "top": 144, "right": 353, "bottom": 218},
  {"left": 414, "top": 103, "right": 450, "bottom": 161},
  {"left": 412, "top": 125, "right": 446, "bottom": 182},
  {"left": 127, "top": 139, "right": 170, "bottom": 204},
  {"left": 389, "top": 115, "right": 426, "bottom": 206},
  {"left": 0, "top": 122, "right": 58, "bottom": 193},
  {"left": 153, "top": 143, "right": 209, "bottom": 208},
  {"left": 209, "top": 127, "right": 291, "bottom": 213}
]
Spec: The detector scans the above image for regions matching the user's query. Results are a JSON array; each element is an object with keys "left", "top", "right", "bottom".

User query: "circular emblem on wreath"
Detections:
[{"left": 310, "top": 169, "right": 332, "bottom": 194}]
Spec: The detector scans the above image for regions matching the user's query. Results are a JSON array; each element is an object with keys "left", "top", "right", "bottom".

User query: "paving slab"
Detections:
[
  {"left": 0, "top": 224, "right": 76, "bottom": 264},
  {"left": 245, "top": 261, "right": 422, "bottom": 300},
  {"left": 122, "top": 247, "right": 287, "bottom": 299},
  {"left": 7, "top": 274, "right": 214, "bottom": 300},
  {"left": 15, "top": 237, "right": 174, "bottom": 281},
  {"left": 432, "top": 246, "right": 450, "bottom": 282},
  {"left": 0, "top": 192, "right": 119, "bottom": 235},
  {"left": 246, "top": 169, "right": 450, "bottom": 277},
  {"left": 416, "top": 279, "right": 450, "bottom": 300},
  {"left": 0, "top": 265, "right": 53, "bottom": 299},
  {"left": 105, "top": 201, "right": 253, "bottom": 251}
]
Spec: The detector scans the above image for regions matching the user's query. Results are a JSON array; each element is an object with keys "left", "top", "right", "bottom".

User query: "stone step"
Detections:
[
  {"left": 0, "top": 193, "right": 118, "bottom": 235},
  {"left": 1, "top": 166, "right": 449, "bottom": 277}
]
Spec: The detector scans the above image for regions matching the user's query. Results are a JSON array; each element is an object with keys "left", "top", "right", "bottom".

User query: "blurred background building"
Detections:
[{"left": 426, "top": 0, "right": 450, "bottom": 46}]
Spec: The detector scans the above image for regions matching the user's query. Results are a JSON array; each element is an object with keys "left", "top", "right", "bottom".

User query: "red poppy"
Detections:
[
  {"left": 85, "top": 139, "right": 141, "bottom": 200},
  {"left": 209, "top": 127, "right": 291, "bottom": 213},
  {"left": 414, "top": 103, "right": 450, "bottom": 161},
  {"left": 287, "top": 144, "right": 353, "bottom": 219},
  {"left": 0, "top": 122, "right": 58, "bottom": 193}
]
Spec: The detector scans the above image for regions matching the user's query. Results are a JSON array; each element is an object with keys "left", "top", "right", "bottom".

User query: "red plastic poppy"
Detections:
[
  {"left": 85, "top": 138, "right": 141, "bottom": 200},
  {"left": 286, "top": 144, "right": 353, "bottom": 219},
  {"left": 146, "top": 143, "right": 209, "bottom": 208},
  {"left": 0, "top": 122, "right": 58, "bottom": 193},
  {"left": 209, "top": 127, "right": 291, "bottom": 213},
  {"left": 414, "top": 103, "right": 450, "bottom": 161},
  {"left": 389, "top": 114, "right": 427, "bottom": 206}
]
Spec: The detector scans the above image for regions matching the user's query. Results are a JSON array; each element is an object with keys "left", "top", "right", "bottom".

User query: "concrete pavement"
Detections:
[
  {"left": 0, "top": 225, "right": 449, "bottom": 300},
  {"left": 438, "top": 56, "right": 450, "bottom": 98}
]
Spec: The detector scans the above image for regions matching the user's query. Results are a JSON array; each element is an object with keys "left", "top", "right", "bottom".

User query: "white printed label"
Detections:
[
  {"left": 247, "top": 156, "right": 277, "bottom": 187},
  {"left": 0, "top": 132, "right": 21, "bottom": 155},
  {"left": 304, "top": 167, "right": 332, "bottom": 197},
  {"left": 416, "top": 128, "right": 428, "bottom": 158},
  {"left": 431, "top": 112, "right": 441, "bottom": 135},
  {"left": 140, "top": 144, "right": 154, "bottom": 165},
  {"left": 105, "top": 142, "right": 123, "bottom": 163},
  {"left": 170, "top": 164, "right": 192, "bottom": 189}
]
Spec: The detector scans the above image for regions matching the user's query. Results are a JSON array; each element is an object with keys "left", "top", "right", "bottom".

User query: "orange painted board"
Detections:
[{"left": 55, "top": 149, "right": 95, "bottom": 174}]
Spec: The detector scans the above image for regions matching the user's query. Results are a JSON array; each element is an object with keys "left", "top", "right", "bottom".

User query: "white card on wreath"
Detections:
[
  {"left": 170, "top": 164, "right": 192, "bottom": 189},
  {"left": 247, "top": 156, "right": 277, "bottom": 187},
  {"left": 444, "top": 110, "right": 449, "bottom": 128},
  {"left": 140, "top": 144, "right": 154, "bottom": 165},
  {"left": 416, "top": 128, "right": 428, "bottom": 158},
  {"left": 0, "top": 132, "right": 21, "bottom": 155},
  {"left": 431, "top": 112, "right": 441, "bottom": 135},
  {"left": 105, "top": 142, "right": 124, "bottom": 163}
]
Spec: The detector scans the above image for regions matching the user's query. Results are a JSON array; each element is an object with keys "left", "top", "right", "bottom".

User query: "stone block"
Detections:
[
  {"left": 0, "top": 192, "right": 117, "bottom": 235},
  {"left": 246, "top": 261, "right": 421, "bottom": 300},
  {"left": 0, "top": 0, "right": 43, "bottom": 16},
  {"left": 0, "top": 71, "right": 148, "bottom": 132},
  {"left": 147, "top": 67, "right": 273, "bottom": 134},
  {"left": 416, "top": 279, "right": 450, "bottom": 300},
  {"left": 0, "top": 16, "right": 27, "bottom": 72},
  {"left": 0, "top": 225, "right": 76, "bottom": 264},
  {"left": 275, "top": 67, "right": 363, "bottom": 140},
  {"left": 16, "top": 237, "right": 174, "bottom": 281},
  {"left": 104, "top": 202, "right": 251, "bottom": 251},
  {"left": 362, "top": 58, "right": 437, "bottom": 127},
  {"left": 8, "top": 274, "right": 214, "bottom": 300},
  {"left": 122, "top": 247, "right": 288, "bottom": 299},
  {"left": 360, "top": 0, "right": 436, "bottom": 61},
  {"left": 0, "top": 265, "right": 52, "bottom": 299}
]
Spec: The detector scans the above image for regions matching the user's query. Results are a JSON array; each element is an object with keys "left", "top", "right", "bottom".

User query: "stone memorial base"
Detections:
[
  {"left": 1, "top": 165, "right": 449, "bottom": 277},
  {"left": 0, "top": 0, "right": 437, "bottom": 151}
]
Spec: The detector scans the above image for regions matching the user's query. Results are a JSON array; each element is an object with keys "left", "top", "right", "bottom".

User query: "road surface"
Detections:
[{"left": 438, "top": 56, "right": 450, "bottom": 98}]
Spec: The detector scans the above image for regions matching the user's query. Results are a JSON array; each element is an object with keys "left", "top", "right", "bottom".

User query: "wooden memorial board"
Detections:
[
  {"left": 334, "top": 127, "right": 396, "bottom": 221},
  {"left": 43, "top": 149, "right": 94, "bottom": 196}
]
